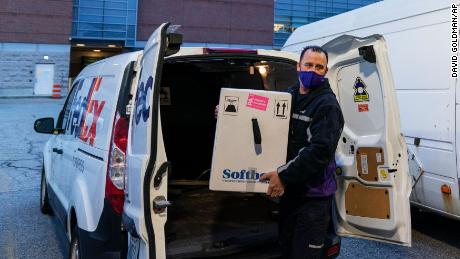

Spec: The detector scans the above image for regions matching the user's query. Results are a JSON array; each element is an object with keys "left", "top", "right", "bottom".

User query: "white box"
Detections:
[{"left": 210, "top": 88, "right": 292, "bottom": 193}]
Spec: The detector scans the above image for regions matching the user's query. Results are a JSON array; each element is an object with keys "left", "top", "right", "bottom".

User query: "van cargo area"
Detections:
[
  {"left": 166, "top": 188, "right": 279, "bottom": 258},
  {"left": 159, "top": 55, "right": 297, "bottom": 258}
]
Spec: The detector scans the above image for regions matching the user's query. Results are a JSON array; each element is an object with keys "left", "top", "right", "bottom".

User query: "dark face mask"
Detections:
[{"left": 298, "top": 71, "right": 325, "bottom": 89}]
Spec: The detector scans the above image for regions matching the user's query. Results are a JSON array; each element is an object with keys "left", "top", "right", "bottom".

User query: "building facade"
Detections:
[
  {"left": 1, "top": 0, "right": 274, "bottom": 97},
  {"left": 273, "top": 0, "right": 381, "bottom": 48},
  {"left": 0, "top": 0, "right": 73, "bottom": 97},
  {"left": 1, "top": 0, "right": 384, "bottom": 97}
]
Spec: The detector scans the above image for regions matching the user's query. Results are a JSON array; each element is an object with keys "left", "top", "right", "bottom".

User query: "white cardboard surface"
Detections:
[{"left": 210, "top": 88, "right": 291, "bottom": 193}]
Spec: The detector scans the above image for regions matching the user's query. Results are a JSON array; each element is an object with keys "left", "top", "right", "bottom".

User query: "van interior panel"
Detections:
[
  {"left": 345, "top": 182, "right": 390, "bottom": 219},
  {"left": 356, "top": 147, "right": 384, "bottom": 182}
]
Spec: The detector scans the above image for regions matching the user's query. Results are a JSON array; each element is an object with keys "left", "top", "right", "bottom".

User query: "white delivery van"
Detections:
[
  {"left": 282, "top": 0, "right": 460, "bottom": 220},
  {"left": 35, "top": 22, "right": 412, "bottom": 258},
  {"left": 34, "top": 51, "right": 141, "bottom": 258}
]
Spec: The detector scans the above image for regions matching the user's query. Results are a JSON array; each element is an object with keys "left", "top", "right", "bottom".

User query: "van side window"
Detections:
[
  {"left": 56, "top": 81, "right": 80, "bottom": 132},
  {"left": 64, "top": 79, "right": 86, "bottom": 135}
]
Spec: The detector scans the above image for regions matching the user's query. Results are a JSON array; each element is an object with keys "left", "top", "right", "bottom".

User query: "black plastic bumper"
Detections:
[{"left": 78, "top": 199, "right": 123, "bottom": 258}]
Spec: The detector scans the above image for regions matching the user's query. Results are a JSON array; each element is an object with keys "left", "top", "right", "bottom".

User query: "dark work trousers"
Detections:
[{"left": 278, "top": 195, "right": 333, "bottom": 259}]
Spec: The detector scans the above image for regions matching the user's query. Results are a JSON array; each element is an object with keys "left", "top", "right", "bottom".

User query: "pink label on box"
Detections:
[{"left": 246, "top": 94, "right": 269, "bottom": 111}]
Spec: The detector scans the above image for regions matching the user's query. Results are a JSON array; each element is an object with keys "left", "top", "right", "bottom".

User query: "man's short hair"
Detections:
[{"left": 300, "top": 46, "right": 329, "bottom": 64}]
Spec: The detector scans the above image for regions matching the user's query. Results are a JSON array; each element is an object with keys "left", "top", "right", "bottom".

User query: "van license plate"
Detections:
[{"left": 128, "top": 235, "right": 140, "bottom": 259}]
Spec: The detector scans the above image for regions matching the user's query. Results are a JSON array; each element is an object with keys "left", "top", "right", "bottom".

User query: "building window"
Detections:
[
  {"left": 71, "top": 0, "right": 138, "bottom": 47},
  {"left": 274, "top": 0, "right": 382, "bottom": 49}
]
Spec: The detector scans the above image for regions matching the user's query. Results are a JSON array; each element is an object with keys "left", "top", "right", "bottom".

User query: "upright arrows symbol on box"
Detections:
[{"left": 275, "top": 100, "right": 287, "bottom": 118}]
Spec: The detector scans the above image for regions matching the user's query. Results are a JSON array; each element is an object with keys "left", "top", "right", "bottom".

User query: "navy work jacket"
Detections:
[{"left": 278, "top": 79, "right": 344, "bottom": 198}]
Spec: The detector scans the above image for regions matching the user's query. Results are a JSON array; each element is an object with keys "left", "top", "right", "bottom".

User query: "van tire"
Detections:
[
  {"left": 69, "top": 226, "right": 82, "bottom": 259},
  {"left": 40, "top": 166, "right": 52, "bottom": 214}
]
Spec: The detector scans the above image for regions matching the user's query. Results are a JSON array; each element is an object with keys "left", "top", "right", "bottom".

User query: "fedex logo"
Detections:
[
  {"left": 69, "top": 77, "right": 105, "bottom": 146},
  {"left": 135, "top": 76, "right": 153, "bottom": 125}
]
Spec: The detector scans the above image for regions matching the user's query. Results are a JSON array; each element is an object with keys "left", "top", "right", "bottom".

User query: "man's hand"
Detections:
[{"left": 260, "top": 171, "right": 285, "bottom": 198}]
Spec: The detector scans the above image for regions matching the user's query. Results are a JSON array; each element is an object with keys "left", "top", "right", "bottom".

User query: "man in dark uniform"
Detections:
[{"left": 260, "top": 46, "right": 344, "bottom": 259}]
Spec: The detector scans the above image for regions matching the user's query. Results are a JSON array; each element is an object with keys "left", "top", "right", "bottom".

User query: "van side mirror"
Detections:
[{"left": 34, "top": 118, "right": 56, "bottom": 134}]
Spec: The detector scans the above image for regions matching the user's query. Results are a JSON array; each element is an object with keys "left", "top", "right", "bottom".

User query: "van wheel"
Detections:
[
  {"left": 40, "top": 166, "right": 52, "bottom": 214},
  {"left": 69, "top": 227, "right": 81, "bottom": 259}
]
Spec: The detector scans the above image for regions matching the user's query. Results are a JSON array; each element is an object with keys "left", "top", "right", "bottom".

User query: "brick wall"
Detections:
[
  {"left": 0, "top": 0, "right": 72, "bottom": 44},
  {"left": 137, "top": 0, "right": 273, "bottom": 45}
]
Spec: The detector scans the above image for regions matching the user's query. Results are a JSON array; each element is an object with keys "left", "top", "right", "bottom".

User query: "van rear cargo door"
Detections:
[
  {"left": 323, "top": 35, "right": 412, "bottom": 246},
  {"left": 124, "top": 22, "right": 181, "bottom": 259}
]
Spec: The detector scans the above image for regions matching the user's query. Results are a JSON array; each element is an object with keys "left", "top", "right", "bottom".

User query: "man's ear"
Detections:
[
  {"left": 325, "top": 67, "right": 329, "bottom": 75},
  {"left": 296, "top": 63, "right": 300, "bottom": 72}
]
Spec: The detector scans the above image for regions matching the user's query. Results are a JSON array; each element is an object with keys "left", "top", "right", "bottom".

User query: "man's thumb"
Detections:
[{"left": 259, "top": 173, "right": 269, "bottom": 182}]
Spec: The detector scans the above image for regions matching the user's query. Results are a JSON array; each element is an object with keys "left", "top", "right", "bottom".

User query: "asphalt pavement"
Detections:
[
  {"left": 0, "top": 98, "right": 459, "bottom": 259},
  {"left": 0, "top": 98, "right": 67, "bottom": 259}
]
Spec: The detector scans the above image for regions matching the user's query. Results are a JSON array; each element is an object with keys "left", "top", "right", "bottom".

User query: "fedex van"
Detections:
[
  {"left": 35, "top": 22, "right": 412, "bottom": 258},
  {"left": 282, "top": 0, "right": 460, "bottom": 220}
]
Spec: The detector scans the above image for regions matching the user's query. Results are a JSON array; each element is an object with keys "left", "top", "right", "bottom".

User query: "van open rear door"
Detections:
[
  {"left": 123, "top": 23, "right": 181, "bottom": 259},
  {"left": 324, "top": 35, "right": 412, "bottom": 246}
]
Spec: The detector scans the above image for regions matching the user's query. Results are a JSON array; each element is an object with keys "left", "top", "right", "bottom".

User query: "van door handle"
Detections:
[
  {"left": 52, "top": 148, "right": 63, "bottom": 154},
  {"left": 251, "top": 118, "right": 262, "bottom": 155},
  {"left": 152, "top": 196, "right": 172, "bottom": 214}
]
